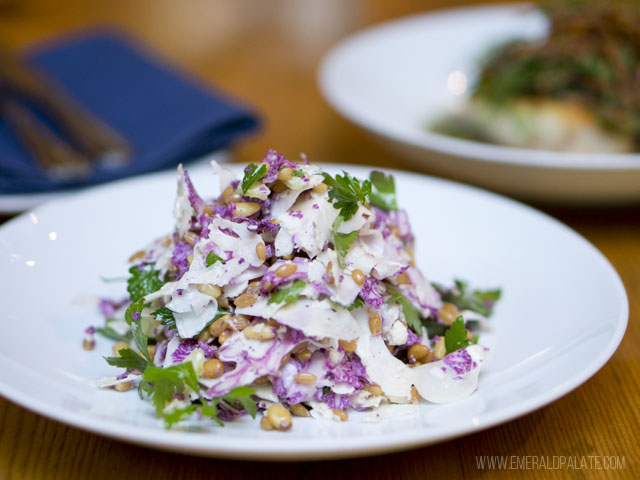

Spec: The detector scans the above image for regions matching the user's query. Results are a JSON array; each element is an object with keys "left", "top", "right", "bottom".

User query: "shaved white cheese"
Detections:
[
  {"left": 223, "top": 265, "right": 268, "bottom": 298},
  {"left": 384, "top": 320, "right": 409, "bottom": 346},
  {"left": 350, "top": 389, "right": 383, "bottom": 410},
  {"left": 348, "top": 229, "right": 407, "bottom": 280},
  {"left": 271, "top": 299, "right": 360, "bottom": 341},
  {"left": 204, "top": 331, "right": 297, "bottom": 397},
  {"left": 166, "top": 286, "right": 218, "bottom": 338},
  {"left": 403, "top": 267, "right": 442, "bottom": 312},
  {"left": 252, "top": 384, "right": 279, "bottom": 403},
  {"left": 270, "top": 165, "right": 324, "bottom": 217},
  {"left": 276, "top": 360, "right": 318, "bottom": 401},
  {"left": 210, "top": 159, "right": 236, "bottom": 193},
  {"left": 145, "top": 216, "right": 264, "bottom": 303},
  {"left": 271, "top": 189, "right": 305, "bottom": 219},
  {"left": 283, "top": 164, "right": 324, "bottom": 191},
  {"left": 331, "top": 268, "right": 361, "bottom": 307},
  {"left": 412, "top": 345, "right": 486, "bottom": 404},
  {"left": 332, "top": 384, "right": 355, "bottom": 395},
  {"left": 307, "top": 257, "right": 328, "bottom": 284},
  {"left": 90, "top": 374, "right": 141, "bottom": 388},
  {"left": 235, "top": 295, "right": 282, "bottom": 319},
  {"left": 244, "top": 181, "right": 270, "bottom": 200},
  {"left": 173, "top": 165, "right": 193, "bottom": 237},
  {"left": 336, "top": 205, "right": 372, "bottom": 234},
  {"left": 353, "top": 310, "right": 413, "bottom": 402},
  {"left": 274, "top": 194, "right": 338, "bottom": 258},
  {"left": 163, "top": 336, "right": 182, "bottom": 367},
  {"left": 308, "top": 401, "right": 342, "bottom": 421}
]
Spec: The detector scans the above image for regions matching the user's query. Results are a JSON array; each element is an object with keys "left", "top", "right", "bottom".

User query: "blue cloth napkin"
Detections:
[{"left": 0, "top": 30, "right": 259, "bottom": 193}]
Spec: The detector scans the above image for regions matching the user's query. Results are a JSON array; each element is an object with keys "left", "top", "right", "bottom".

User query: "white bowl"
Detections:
[
  {"left": 318, "top": 3, "right": 640, "bottom": 204},
  {"left": 0, "top": 164, "right": 627, "bottom": 459}
]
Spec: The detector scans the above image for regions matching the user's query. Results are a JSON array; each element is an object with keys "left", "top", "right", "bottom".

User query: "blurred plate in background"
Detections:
[{"left": 318, "top": 3, "right": 640, "bottom": 205}]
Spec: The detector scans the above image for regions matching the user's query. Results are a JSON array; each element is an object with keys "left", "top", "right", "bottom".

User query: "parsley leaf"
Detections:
[
  {"left": 386, "top": 287, "right": 422, "bottom": 334},
  {"left": 334, "top": 232, "right": 358, "bottom": 268},
  {"left": 322, "top": 171, "right": 371, "bottom": 220},
  {"left": 124, "top": 300, "right": 152, "bottom": 362},
  {"left": 369, "top": 171, "right": 398, "bottom": 211},
  {"left": 196, "top": 398, "right": 224, "bottom": 426},
  {"left": 444, "top": 316, "right": 471, "bottom": 354},
  {"left": 347, "top": 296, "right": 365, "bottom": 311},
  {"left": 206, "top": 251, "right": 224, "bottom": 267},
  {"left": 152, "top": 306, "right": 176, "bottom": 330},
  {"left": 434, "top": 280, "right": 502, "bottom": 317},
  {"left": 127, "top": 264, "right": 163, "bottom": 303},
  {"left": 328, "top": 296, "right": 364, "bottom": 311},
  {"left": 332, "top": 216, "right": 358, "bottom": 268},
  {"left": 292, "top": 169, "right": 303, "bottom": 178},
  {"left": 268, "top": 280, "right": 306, "bottom": 305},
  {"left": 223, "top": 386, "right": 257, "bottom": 419},
  {"left": 422, "top": 320, "right": 448, "bottom": 339},
  {"left": 105, "top": 347, "right": 149, "bottom": 372},
  {"left": 241, "top": 163, "right": 268, "bottom": 194},
  {"left": 163, "top": 405, "right": 197, "bottom": 428},
  {"left": 96, "top": 325, "right": 131, "bottom": 343},
  {"left": 141, "top": 363, "right": 200, "bottom": 416}
]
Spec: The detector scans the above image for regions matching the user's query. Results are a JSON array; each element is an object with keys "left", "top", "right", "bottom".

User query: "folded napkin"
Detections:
[{"left": 0, "top": 30, "right": 259, "bottom": 194}]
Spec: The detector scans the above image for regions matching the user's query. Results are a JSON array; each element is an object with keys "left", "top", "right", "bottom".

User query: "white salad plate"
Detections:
[
  {"left": 318, "top": 3, "right": 640, "bottom": 204},
  {"left": 0, "top": 164, "right": 627, "bottom": 460}
]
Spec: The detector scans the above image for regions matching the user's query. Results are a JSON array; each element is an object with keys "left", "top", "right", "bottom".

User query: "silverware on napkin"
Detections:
[{"left": 0, "top": 45, "right": 132, "bottom": 181}]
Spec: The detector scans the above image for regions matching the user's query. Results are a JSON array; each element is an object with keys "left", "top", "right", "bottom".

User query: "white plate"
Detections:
[
  {"left": 0, "top": 164, "right": 627, "bottom": 460},
  {"left": 318, "top": 3, "right": 640, "bottom": 204},
  {"left": 0, "top": 150, "right": 230, "bottom": 214}
]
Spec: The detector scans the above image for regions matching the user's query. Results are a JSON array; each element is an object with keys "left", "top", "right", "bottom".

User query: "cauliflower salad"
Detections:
[{"left": 86, "top": 150, "right": 500, "bottom": 431}]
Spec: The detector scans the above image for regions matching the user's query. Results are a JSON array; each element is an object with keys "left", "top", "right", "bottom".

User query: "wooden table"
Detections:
[{"left": 0, "top": 1, "right": 637, "bottom": 478}]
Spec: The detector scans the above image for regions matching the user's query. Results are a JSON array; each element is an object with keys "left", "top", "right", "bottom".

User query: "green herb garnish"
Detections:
[
  {"left": 422, "top": 320, "right": 448, "bottom": 339},
  {"left": 152, "top": 306, "right": 177, "bottom": 330},
  {"left": 241, "top": 163, "right": 268, "bottom": 194},
  {"left": 435, "top": 280, "right": 501, "bottom": 317},
  {"left": 334, "top": 231, "right": 358, "bottom": 268},
  {"left": 444, "top": 316, "right": 472, "bottom": 354},
  {"left": 206, "top": 251, "right": 224, "bottom": 267},
  {"left": 347, "top": 297, "right": 365, "bottom": 311},
  {"left": 141, "top": 362, "right": 199, "bottom": 412},
  {"left": 268, "top": 280, "right": 306, "bottom": 305},
  {"left": 369, "top": 171, "right": 398, "bottom": 211},
  {"left": 96, "top": 324, "right": 131, "bottom": 343},
  {"left": 386, "top": 287, "right": 422, "bottom": 334},
  {"left": 105, "top": 347, "right": 149, "bottom": 372},
  {"left": 127, "top": 264, "right": 163, "bottom": 303},
  {"left": 322, "top": 171, "right": 371, "bottom": 220}
]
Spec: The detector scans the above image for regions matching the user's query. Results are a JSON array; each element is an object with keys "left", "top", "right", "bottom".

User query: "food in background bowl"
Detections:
[
  {"left": 86, "top": 151, "right": 500, "bottom": 431},
  {"left": 432, "top": 1, "right": 640, "bottom": 153}
]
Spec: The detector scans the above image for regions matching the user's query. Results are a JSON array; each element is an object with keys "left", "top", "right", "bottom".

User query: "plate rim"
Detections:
[
  {"left": 0, "top": 164, "right": 629, "bottom": 460},
  {"left": 318, "top": 2, "right": 640, "bottom": 171}
]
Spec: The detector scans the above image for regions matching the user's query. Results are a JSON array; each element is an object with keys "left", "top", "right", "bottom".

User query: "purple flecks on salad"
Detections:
[{"left": 88, "top": 150, "right": 501, "bottom": 431}]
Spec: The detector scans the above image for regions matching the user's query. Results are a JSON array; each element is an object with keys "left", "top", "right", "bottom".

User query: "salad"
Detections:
[{"left": 86, "top": 150, "right": 500, "bottom": 431}]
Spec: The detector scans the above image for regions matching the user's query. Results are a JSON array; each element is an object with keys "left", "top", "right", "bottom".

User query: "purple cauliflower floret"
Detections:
[
  {"left": 171, "top": 241, "right": 193, "bottom": 279},
  {"left": 360, "top": 277, "right": 385, "bottom": 309},
  {"left": 261, "top": 149, "right": 299, "bottom": 183},
  {"left": 183, "top": 169, "right": 204, "bottom": 213},
  {"left": 171, "top": 339, "right": 199, "bottom": 363},
  {"left": 328, "top": 356, "right": 367, "bottom": 388}
]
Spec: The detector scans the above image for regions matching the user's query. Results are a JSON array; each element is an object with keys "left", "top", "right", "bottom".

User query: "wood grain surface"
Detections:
[{"left": 0, "top": 1, "right": 637, "bottom": 478}]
